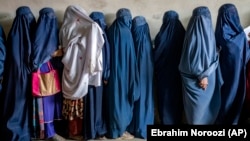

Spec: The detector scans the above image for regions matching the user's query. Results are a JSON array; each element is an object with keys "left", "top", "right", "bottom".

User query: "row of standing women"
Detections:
[
  {"left": 0, "top": 2, "right": 249, "bottom": 141},
  {"left": 156, "top": 3, "right": 250, "bottom": 125}
]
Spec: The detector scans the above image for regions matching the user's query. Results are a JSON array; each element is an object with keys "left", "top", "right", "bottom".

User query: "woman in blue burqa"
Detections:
[
  {"left": 215, "top": 3, "right": 250, "bottom": 125},
  {"left": 0, "top": 6, "right": 36, "bottom": 140},
  {"left": 128, "top": 16, "right": 154, "bottom": 139},
  {"left": 154, "top": 10, "right": 185, "bottom": 125},
  {"left": 31, "top": 7, "right": 65, "bottom": 140},
  {"left": 106, "top": 8, "right": 139, "bottom": 139},
  {"left": 83, "top": 11, "right": 110, "bottom": 140},
  {"left": 178, "top": 6, "right": 223, "bottom": 124}
]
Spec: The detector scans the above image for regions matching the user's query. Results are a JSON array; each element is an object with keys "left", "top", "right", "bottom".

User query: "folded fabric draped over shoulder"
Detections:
[{"left": 59, "top": 5, "right": 104, "bottom": 100}]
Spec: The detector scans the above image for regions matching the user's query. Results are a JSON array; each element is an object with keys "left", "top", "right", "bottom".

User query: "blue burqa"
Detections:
[
  {"left": 178, "top": 6, "right": 223, "bottom": 124},
  {"left": 0, "top": 25, "right": 6, "bottom": 92},
  {"left": 215, "top": 3, "right": 250, "bottom": 125},
  {"left": 0, "top": 6, "right": 36, "bottom": 140},
  {"left": 83, "top": 11, "right": 110, "bottom": 140},
  {"left": 31, "top": 7, "right": 63, "bottom": 138},
  {"left": 128, "top": 16, "right": 154, "bottom": 139},
  {"left": 154, "top": 10, "right": 185, "bottom": 124},
  {"left": 0, "top": 24, "right": 7, "bottom": 127},
  {"left": 106, "top": 8, "right": 139, "bottom": 138}
]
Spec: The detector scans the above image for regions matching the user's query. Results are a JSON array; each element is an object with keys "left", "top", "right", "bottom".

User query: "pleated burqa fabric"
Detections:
[
  {"left": 59, "top": 5, "right": 104, "bottom": 100},
  {"left": 106, "top": 8, "right": 139, "bottom": 138},
  {"left": 83, "top": 11, "right": 110, "bottom": 140},
  {"left": 0, "top": 6, "right": 36, "bottom": 140},
  {"left": 244, "top": 40, "right": 250, "bottom": 123},
  {"left": 0, "top": 24, "right": 7, "bottom": 135},
  {"left": 178, "top": 6, "right": 223, "bottom": 124},
  {"left": 128, "top": 16, "right": 154, "bottom": 139},
  {"left": 31, "top": 7, "right": 63, "bottom": 139},
  {"left": 0, "top": 25, "right": 6, "bottom": 92},
  {"left": 154, "top": 10, "right": 185, "bottom": 124},
  {"left": 215, "top": 3, "right": 250, "bottom": 125}
]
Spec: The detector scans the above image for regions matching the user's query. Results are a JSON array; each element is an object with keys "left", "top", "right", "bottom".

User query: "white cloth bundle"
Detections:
[{"left": 59, "top": 5, "right": 104, "bottom": 99}]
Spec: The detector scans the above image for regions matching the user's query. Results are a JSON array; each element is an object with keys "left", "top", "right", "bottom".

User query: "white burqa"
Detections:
[{"left": 59, "top": 5, "right": 104, "bottom": 99}]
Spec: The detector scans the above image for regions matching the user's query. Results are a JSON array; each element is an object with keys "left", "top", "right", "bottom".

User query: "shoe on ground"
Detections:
[
  {"left": 117, "top": 131, "right": 134, "bottom": 140},
  {"left": 47, "top": 134, "right": 66, "bottom": 141}
]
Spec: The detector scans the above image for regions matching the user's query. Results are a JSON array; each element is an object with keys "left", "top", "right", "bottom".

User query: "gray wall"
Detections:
[{"left": 0, "top": 0, "right": 249, "bottom": 40}]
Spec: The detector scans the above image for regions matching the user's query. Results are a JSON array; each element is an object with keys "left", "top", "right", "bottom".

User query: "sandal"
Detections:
[
  {"left": 68, "top": 135, "right": 84, "bottom": 141},
  {"left": 117, "top": 131, "right": 134, "bottom": 140},
  {"left": 96, "top": 136, "right": 107, "bottom": 140},
  {"left": 47, "top": 134, "right": 66, "bottom": 141}
]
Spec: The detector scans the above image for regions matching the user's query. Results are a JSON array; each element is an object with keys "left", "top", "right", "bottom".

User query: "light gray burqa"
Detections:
[{"left": 178, "top": 6, "right": 223, "bottom": 124}]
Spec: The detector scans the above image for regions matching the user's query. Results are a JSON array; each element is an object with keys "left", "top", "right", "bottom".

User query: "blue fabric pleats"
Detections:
[
  {"left": 106, "top": 8, "right": 139, "bottom": 138},
  {"left": 127, "top": 16, "right": 154, "bottom": 139},
  {"left": 32, "top": 7, "right": 60, "bottom": 69},
  {"left": 83, "top": 11, "right": 110, "bottom": 140},
  {"left": 178, "top": 6, "right": 223, "bottom": 124},
  {"left": 0, "top": 6, "right": 36, "bottom": 141},
  {"left": 0, "top": 25, "right": 6, "bottom": 93},
  {"left": 215, "top": 3, "right": 250, "bottom": 125},
  {"left": 154, "top": 10, "right": 185, "bottom": 125}
]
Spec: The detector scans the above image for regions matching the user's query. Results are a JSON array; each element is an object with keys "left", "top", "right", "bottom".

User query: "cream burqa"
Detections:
[{"left": 59, "top": 5, "right": 104, "bottom": 99}]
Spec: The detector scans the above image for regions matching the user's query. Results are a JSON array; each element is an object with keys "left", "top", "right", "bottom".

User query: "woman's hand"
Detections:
[
  {"left": 199, "top": 77, "right": 208, "bottom": 90},
  {"left": 103, "top": 80, "right": 108, "bottom": 85}
]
